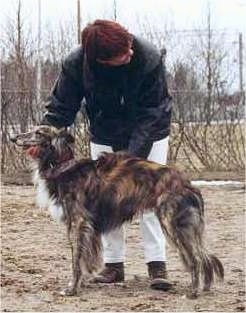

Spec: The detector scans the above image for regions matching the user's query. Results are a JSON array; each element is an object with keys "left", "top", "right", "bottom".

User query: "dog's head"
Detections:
[{"left": 11, "top": 125, "right": 75, "bottom": 164}]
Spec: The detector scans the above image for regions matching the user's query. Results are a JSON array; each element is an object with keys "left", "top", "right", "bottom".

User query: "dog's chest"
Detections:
[{"left": 33, "top": 171, "right": 64, "bottom": 223}]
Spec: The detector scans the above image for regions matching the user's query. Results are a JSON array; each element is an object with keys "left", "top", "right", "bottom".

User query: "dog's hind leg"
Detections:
[
  {"left": 177, "top": 247, "right": 199, "bottom": 299},
  {"left": 189, "top": 258, "right": 200, "bottom": 299},
  {"left": 156, "top": 205, "right": 201, "bottom": 298}
]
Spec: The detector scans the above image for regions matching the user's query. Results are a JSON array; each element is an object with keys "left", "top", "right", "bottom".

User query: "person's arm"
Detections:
[
  {"left": 127, "top": 60, "right": 172, "bottom": 158},
  {"left": 41, "top": 50, "right": 84, "bottom": 128}
]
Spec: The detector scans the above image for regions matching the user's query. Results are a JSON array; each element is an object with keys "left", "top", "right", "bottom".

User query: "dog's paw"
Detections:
[
  {"left": 185, "top": 291, "right": 198, "bottom": 299},
  {"left": 60, "top": 287, "right": 77, "bottom": 296}
]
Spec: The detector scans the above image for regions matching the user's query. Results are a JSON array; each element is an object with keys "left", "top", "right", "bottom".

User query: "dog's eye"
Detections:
[{"left": 35, "top": 129, "right": 47, "bottom": 136}]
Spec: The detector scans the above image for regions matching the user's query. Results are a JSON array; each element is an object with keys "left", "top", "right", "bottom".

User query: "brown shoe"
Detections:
[
  {"left": 147, "top": 261, "right": 172, "bottom": 291},
  {"left": 93, "top": 263, "right": 124, "bottom": 283}
]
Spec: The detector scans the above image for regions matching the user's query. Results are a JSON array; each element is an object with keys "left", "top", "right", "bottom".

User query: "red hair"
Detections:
[{"left": 81, "top": 19, "right": 133, "bottom": 65}]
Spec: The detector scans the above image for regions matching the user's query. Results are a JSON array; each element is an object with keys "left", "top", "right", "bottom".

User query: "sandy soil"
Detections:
[{"left": 1, "top": 183, "right": 245, "bottom": 312}]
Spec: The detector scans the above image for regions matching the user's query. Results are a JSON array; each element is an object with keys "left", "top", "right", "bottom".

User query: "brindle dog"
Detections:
[{"left": 11, "top": 126, "right": 224, "bottom": 298}]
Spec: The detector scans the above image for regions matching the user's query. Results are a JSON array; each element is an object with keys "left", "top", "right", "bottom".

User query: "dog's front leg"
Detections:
[
  {"left": 61, "top": 249, "right": 82, "bottom": 296},
  {"left": 61, "top": 221, "right": 83, "bottom": 296}
]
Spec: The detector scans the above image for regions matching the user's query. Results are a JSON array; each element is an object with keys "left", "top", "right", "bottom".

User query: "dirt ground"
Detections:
[{"left": 1, "top": 182, "right": 245, "bottom": 312}]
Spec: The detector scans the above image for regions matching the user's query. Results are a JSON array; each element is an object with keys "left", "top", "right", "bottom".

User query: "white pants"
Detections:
[{"left": 90, "top": 137, "right": 169, "bottom": 263}]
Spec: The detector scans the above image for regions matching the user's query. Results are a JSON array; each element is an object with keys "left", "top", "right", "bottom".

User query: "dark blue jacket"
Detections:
[{"left": 42, "top": 36, "right": 172, "bottom": 158}]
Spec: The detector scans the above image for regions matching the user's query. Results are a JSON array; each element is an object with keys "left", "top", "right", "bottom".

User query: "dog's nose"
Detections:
[{"left": 10, "top": 136, "right": 17, "bottom": 143}]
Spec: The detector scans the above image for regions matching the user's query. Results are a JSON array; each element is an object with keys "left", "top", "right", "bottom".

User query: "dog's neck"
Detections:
[{"left": 33, "top": 147, "right": 74, "bottom": 179}]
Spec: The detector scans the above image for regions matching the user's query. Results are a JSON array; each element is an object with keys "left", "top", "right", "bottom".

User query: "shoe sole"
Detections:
[{"left": 150, "top": 278, "right": 172, "bottom": 291}]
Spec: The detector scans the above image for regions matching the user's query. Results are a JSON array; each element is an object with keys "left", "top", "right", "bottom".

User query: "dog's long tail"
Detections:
[
  {"left": 156, "top": 179, "right": 224, "bottom": 295},
  {"left": 184, "top": 184, "right": 224, "bottom": 289},
  {"left": 200, "top": 252, "right": 224, "bottom": 291}
]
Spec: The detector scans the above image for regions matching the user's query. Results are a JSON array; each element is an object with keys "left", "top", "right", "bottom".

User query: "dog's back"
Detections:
[{"left": 92, "top": 152, "right": 186, "bottom": 232}]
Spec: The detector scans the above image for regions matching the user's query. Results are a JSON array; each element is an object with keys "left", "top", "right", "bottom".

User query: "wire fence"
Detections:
[{"left": 1, "top": 89, "right": 245, "bottom": 175}]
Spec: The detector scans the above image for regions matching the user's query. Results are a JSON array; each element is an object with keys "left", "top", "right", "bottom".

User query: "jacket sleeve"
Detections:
[
  {"left": 127, "top": 60, "right": 172, "bottom": 158},
  {"left": 41, "top": 52, "right": 84, "bottom": 128}
]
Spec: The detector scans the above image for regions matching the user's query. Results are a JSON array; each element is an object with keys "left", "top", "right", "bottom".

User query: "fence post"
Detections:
[
  {"left": 238, "top": 32, "right": 245, "bottom": 107},
  {"left": 77, "top": 0, "right": 81, "bottom": 45},
  {"left": 36, "top": 0, "right": 42, "bottom": 123}
]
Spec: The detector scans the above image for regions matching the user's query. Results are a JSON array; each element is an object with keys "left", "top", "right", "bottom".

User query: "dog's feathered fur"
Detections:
[{"left": 11, "top": 126, "right": 224, "bottom": 298}]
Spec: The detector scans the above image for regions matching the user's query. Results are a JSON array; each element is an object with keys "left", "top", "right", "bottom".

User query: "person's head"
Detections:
[{"left": 81, "top": 19, "right": 134, "bottom": 66}]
